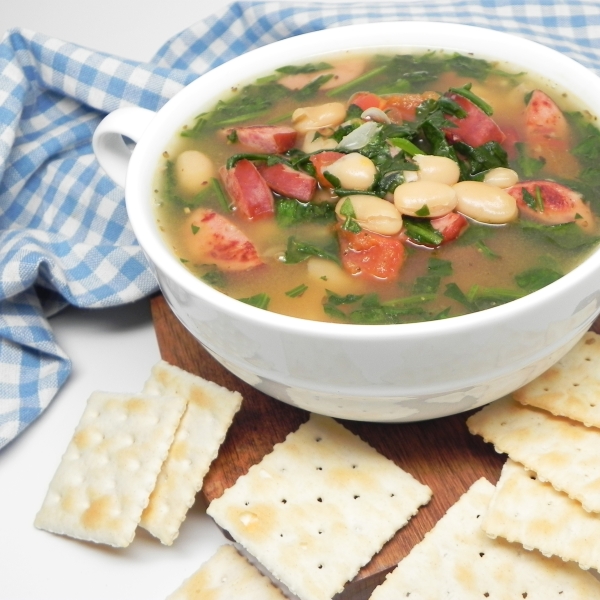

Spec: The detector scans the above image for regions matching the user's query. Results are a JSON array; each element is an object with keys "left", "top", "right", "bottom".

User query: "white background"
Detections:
[{"left": 0, "top": 2, "right": 240, "bottom": 599}]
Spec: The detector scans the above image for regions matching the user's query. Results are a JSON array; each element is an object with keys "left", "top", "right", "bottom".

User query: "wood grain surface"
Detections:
[{"left": 150, "top": 293, "right": 510, "bottom": 599}]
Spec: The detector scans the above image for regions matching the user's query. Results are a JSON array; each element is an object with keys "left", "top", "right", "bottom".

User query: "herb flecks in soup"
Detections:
[{"left": 154, "top": 52, "right": 600, "bottom": 324}]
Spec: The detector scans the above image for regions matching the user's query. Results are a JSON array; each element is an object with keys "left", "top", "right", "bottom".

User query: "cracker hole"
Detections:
[
  {"left": 315, "top": 437, "right": 322, "bottom": 442},
  {"left": 281, "top": 499, "right": 287, "bottom": 504},
  {"left": 522, "top": 593, "right": 528, "bottom": 598},
  {"left": 573, "top": 382, "right": 580, "bottom": 387},
  {"left": 353, "top": 495, "right": 360, "bottom": 500},
  {"left": 244, "top": 501, "right": 250, "bottom": 506},
  {"left": 316, "top": 466, "right": 323, "bottom": 471},
  {"left": 484, "top": 594, "right": 489, "bottom": 598},
  {"left": 390, "top": 493, "right": 395, "bottom": 497},
  {"left": 479, "top": 552, "right": 485, "bottom": 557},
  {"left": 318, "top": 564, "right": 323, "bottom": 569},
  {"left": 318, "top": 529, "right": 323, "bottom": 535},
  {"left": 351, "top": 464, "right": 358, "bottom": 469},
  {"left": 317, "top": 497, "right": 323, "bottom": 503}
]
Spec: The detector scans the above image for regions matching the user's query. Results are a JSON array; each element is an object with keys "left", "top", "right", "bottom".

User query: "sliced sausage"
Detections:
[
  {"left": 219, "top": 160, "right": 274, "bottom": 220},
  {"left": 508, "top": 180, "right": 594, "bottom": 229},
  {"left": 229, "top": 125, "right": 297, "bottom": 153},
  {"left": 258, "top": 163, "right": 317, "bottom": 202},
  {"left": 443, "top": 93, "right": 506, "bottom": 148},
  {"left": 431, "top": 212, "right": 469, "bottom": 244},
  {"left": 188, "top": 209, "right": 263, "bottom": 271}
]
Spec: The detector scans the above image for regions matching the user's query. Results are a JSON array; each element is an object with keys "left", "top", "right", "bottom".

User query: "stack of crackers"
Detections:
[
  {"left": 363, "top": 332, "right": 600, "bottom": 599},
  {"left": 34, "top": 360, "right": 436, "bottom": 599},
  {"left": 35, "top": 331, "right": 600, "bottom": 599},
  {"left": 466, "top": 331, "right": 600, "bottom": 574},
  {"left": 34, "top": 360, "right": 243, "bottom": 547}
]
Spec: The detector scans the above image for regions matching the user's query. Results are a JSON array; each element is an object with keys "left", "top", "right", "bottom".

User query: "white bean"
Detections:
[
  {"left": 325, "top": 153, "right": 377, "bottom": 190},
  {"left": 453, "top": 181, "right": 518, "bottom": 224},
  {"left": 413, "top": 154, "right": 460, "bottom": 186},
  {"left": 292, "top": 102, "right": 346, "bottom": 133},
  {"left": 175, "top": 150, "right": 215, "bottom": 196},
  {"left": 307, "top": 257, "right": 351, "bottom": 286},
  {"left": 335, "top": 194, "right": 403, "bottom": 235},
  {"left": 483, "top": 167, "right": 519, "bottom": 188},
  {"left": 393, "top": 181, "right": 457, "bottom": 218},
  {"left": 302, "top": 131, "right": 338, "bottom": 153}
]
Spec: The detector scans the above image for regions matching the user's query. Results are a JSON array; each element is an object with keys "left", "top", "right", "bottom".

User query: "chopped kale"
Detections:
[
  {"left": 403, "top": 217, "right": 444, "bottom": 246},
  {"left": 283, "top": 236, "right": 340, "bottom": 264},
  {"left": 449, "top": 83, "right": 494, "bottom": 116},
  {"left": 238, "top": 293, "right": 270, "bottom": 309},
  {"left": 515, "top": 267, "right": 562, "bottom": 292},
  {"left": 275, "top": 62, "right": 333, "bottom": 74},
  {"left": 428, "top": 257, "right": 453, "bottom": 276},
  {"left": 519, "top": 221, "right": 600, "bottom": 250},
  {"left": 285, "top": 283, "right": 309, "bottom": 297},
  {"left": 275, "top": 198, "right": 336, "bottom": 228},
  {"left": 413, "top": 275, "right": 441, "bottom": 294},
  {"left": 201, "top": 268, "right": 227, "bottom": 288},
  {"left": 514, "top": 142, "right": 546, "bottom": 178},
  {"left": 296, "top": 74, "right": 334, "bottom": 99}
]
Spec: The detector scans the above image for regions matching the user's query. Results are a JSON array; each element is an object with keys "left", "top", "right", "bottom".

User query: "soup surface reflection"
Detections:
[{"left": 153, "top": 51, "right": 600, "bottom": 324}]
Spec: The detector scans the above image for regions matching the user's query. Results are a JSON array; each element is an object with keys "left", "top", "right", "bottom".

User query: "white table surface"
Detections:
[
  {"left": 0, "top": 2, "right": 243, "bottom": 599},
  {"left": 1, "top": 1, "right": 356, "bottom": 597}
]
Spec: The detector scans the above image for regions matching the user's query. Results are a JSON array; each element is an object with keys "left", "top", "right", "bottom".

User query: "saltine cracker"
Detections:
[
  {"left": 467, "top": 396, "right": 600, "bottom": 513},
  {"left": 34, "top": 391, "right": 186, "bottom": 547},
  {"left": 207, "top": 414, "right": 432, "bottom": 600},
  {"left": 369, "top": 478, "right": 600, "bottom": 599},
  {"left": 140, "top": 361, "right": 242, "bottom": 545},
  {"left": 483, "top": 459, "right": 600, "bottom": 571},
  {"left": 166, "top": 544, "right": 287, "bottom": 600},
  {"left": 514, "top": 331, "right": 600, "bottom": 428}
]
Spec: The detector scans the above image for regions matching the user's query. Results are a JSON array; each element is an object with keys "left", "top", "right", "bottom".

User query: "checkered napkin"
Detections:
[{"left": 1, "top": 0, "right": 600, "bottom": 450}]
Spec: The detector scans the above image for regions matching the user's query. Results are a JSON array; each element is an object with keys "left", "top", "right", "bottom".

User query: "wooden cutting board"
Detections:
[{"left": 151, "top": 293, "right": 542, "bottom": 598}]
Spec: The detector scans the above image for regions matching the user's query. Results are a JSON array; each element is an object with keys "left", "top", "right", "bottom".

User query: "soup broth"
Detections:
[{"left": 153, "top": 51, "right": 600, "bottom": 324}]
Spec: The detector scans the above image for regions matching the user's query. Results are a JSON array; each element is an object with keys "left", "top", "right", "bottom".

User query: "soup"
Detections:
[{"left": 153, "top": 51, "right": 600, "bottom": 324}]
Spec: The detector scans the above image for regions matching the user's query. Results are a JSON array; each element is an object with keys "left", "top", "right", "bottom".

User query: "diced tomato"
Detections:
[
  {"left": 381, "top": 92, "right": 438, "bottom": 122},
  {"left": 348, "top": 91, "right": 383, "bottom": 111},
  {"left": 507, "top": 180, "right": 594, "bottom": 230},
  {"left": 338, "top": 227, "right": 405, "bottom": 281},
  {"left": 309, "top": 151, "right": 345, "bottom": 188},
  {"left": 189, "top": 209, "right": 263, "bottom": 271},
  {"left": 219, "top": 160, "right": 274, "bottom": 220},
  {"left": 258, "top": 163, "right": 317, "bottom": 202},
  {"left": 229, "top": 125, "right": 297, "bottom": 153},
  {"left": 443, "top": 93, "right": 506, "bottom": 147},
  {"left": 430, "top": 212, "right": 469, "bottom": 244}
]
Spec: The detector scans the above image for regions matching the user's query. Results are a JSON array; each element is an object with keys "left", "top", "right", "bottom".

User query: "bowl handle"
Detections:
[{"left": 92, "top": 106, "right": 156, "bottom": 188}]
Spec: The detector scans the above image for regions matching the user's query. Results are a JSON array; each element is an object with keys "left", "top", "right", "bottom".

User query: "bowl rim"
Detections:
[{"left": 126, "top": 20, "right": 600, "bottom": 340}]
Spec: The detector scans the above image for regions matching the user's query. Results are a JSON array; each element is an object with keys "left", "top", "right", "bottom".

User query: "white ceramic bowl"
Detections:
[{"left": 93, "top": 21, "right": 600, "bottom": 422}]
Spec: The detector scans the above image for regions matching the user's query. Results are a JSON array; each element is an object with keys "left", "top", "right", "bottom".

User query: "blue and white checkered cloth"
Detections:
[{"left": 1, "top": 0, "right": 600, "bottom": 450}]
